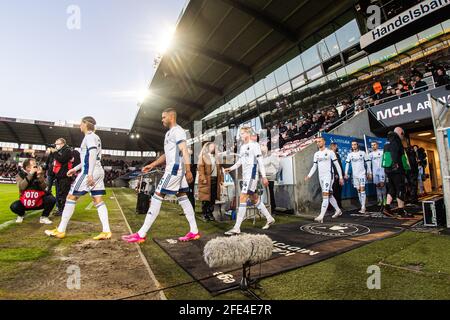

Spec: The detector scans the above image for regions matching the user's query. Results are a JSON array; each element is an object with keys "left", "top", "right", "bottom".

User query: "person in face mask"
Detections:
[{"left": 48, "top": 138, "right": 75, "bottom": 216}]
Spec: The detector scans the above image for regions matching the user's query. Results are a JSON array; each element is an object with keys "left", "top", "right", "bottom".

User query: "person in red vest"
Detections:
[{"left": 10, "top": 158, "right": 56, "bottom": 224}]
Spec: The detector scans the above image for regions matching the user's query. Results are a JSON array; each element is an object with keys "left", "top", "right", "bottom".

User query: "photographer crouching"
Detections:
[
  {"left": 46, "top": 138, "right": 74, "bottom": 216},
  {"left": 10, "top": 158, "right": 56, "bottom": 224}
]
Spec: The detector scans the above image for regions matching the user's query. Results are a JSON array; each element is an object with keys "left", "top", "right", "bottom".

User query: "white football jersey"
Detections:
[
  {"left": 80, "top": 131, "right": 102, "bottom": 175},
  {"left": 345, "top": 150, "right": 371, "bottom": 178},
  {"left": 238, "top": 141, "right": 263, "bottom": 180},
  {"left": 164, "top": 125, "right": 187, "bottom": 175},
  {"left": 369, "top": 150, "right": 384, "bottom": 172}
]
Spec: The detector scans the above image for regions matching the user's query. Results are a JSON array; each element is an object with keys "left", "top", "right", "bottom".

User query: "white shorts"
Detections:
[
  {"left": 319, "top": 175, "right": 333, "bottom": 193},
  {"left": 373, "top": 168, "right": 385, "bottom": 184},
  {"left": 241, "top": 177, "right": 258, "bottom": 195},
  {"left": 70, "top": 169, "right": 105, "bottom": 197},
  {"left": 352, "top": 176, "right": 366, "bottom": 189},
  {"left": 156, "top": 172, "right": 189, "bottom": 195}
]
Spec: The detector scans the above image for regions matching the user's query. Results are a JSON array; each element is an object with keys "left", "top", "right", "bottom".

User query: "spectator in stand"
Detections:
[
  {"left": 413, "top": 74, "right": 428, "bottom": 94},
  {"left": 410, "top": 67, "right": 423, "bottom": 79},
  {"left": 435, "top": 67, "right": 450, "bottom": 87},
  {"left": 398, "top": 76, "right": 409, "bottom": 92}
]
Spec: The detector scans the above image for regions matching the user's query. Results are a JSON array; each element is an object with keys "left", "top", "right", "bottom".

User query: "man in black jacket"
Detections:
[
  {"left": 383, "top": 127, "right": 413, "bottom": 218},
  {"left": 48, "top": 138, "right": 74, "bottom": 216},
  {"left": 435, "top": 67, "right": 450, "bottom": 88},
  {"left": 330, "top": 142, "right": 344, "bottom": 209}
]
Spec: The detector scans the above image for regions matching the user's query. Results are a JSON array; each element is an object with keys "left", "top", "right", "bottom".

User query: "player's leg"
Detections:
[
  {"left": 326, "top": 175, "right": 341, "bottom": 217},
  {"left": 91, "top": 195, "right": 112, "bottom": 240},
  {"left": 251, "top": 193, "right": 275, "bottom": 229},
  {"left": 315, "top": 191, "right": 330, "bottom": 223},
  {"left": 123, "top": 172, "right": 169, "bottom": 243},
  {"left": 225, "top": 192, "right": 249, "bottom": 235},
  {"left": 315, "top": 177, "right": 330, "bottom": 222},
  {"left": 177, "top": 191, "right": 200, "bottom": 241},
  {"left": 359, "top": 184, "right": 367, "bottom": 213},
  {"left": 45, "top": 194, "right": 79, "bottom": 238}
]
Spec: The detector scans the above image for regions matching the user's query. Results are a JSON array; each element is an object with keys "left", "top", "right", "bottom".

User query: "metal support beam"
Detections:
[{"left": 220, "top": 0, "right": 298, "bottom": 42}]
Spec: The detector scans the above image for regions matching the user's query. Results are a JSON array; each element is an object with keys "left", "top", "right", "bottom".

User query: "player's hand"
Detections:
[
  {"left": 223, "top": 168, "right": 231, "bottom": 174},
  {"left": 37, "top": 166, "right": 44, "bottom": 175},
  {"left": 367, "top": 174, "right": 373, "bottom": 180},
  {"left": 185, "top": 171, "right": 193, "bottom": 184},
  {"left": 344, "top": 174, "right": 349, "bottom": 180},
  {"left": 339, "top": 178, "right": 344, "bottom": 186},
  {"left": 262, "top": 177, "right": 269, "bottom": 187},
  {"left": 142, "top": 163, "right": 154, "bottom": 173},
  {"left": 67, "top": 168, "right": 76, "bottom": 177},
  {"left": 304, "top": 176, "right": 310, "bottom": 182},
  {"left": 87, "top": 175, "right": 95, "bottom": 187}
]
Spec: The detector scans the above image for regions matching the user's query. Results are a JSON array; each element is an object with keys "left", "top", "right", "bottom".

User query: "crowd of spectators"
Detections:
[
  {"left": 101, "top": 158, "right": 143, "bottom": 170},
  {"left": 263, "top": 60, "right": 450, "bottom": 157},
  {"left": 0, "top": 152, "right": 11, "bottom": 161},
  {"left": 0, "top": 162, "right": 18, "bottom": 179}
]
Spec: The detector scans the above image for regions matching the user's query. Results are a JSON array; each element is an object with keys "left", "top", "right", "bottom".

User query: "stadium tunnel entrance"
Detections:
[{"left": 368, "top": 86, "right": 450, "bottom": 195}]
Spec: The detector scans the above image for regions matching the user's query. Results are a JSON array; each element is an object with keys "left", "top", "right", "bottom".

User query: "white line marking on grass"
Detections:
[
  {"left": 85, "top": 202, "right": 94, "bottom": 210},
  {"left": 112, "top": 189, "right": 166, "bottom": 300},
  {"left": 0, "top": 210, "right": 40, "bottom": 231}
]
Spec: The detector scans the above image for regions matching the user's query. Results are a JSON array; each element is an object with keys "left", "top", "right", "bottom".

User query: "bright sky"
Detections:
[{"left": 0, "top": 0, "right": 186, "bottom": 129}]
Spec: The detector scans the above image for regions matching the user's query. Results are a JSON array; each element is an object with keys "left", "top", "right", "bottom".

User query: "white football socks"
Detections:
[
  {"left": 178, "top": 195, "right": 199, "bottom": 234},
  {"left": 138, "top": 195, "right": 163, "bottom": 238},
  {"left": 57, "top": 199, "right": 76, "bottom": 233},
  {"left": 95, "top": 202, "right": 110, "bottom": 233}
]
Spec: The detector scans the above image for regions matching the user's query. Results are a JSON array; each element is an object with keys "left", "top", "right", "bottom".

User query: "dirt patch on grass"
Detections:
[{"left": 0, "top": 214, "right": 162, "bottom": 300}]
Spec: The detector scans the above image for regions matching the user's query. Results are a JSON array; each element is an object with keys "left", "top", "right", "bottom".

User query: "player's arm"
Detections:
[
  {"left": 86, "top": 146, "right": 98, "bottom": 186},
  {"left": 305, "top": 155, "right": 318, "bottom": 181},
  {"left": 177, "top": 141, "right": 193, "bottom": 183},
  {"left": 224, "top": 158, "right": 241, "bottom": 173},
  {"left": 344, "top": 154, "right": 351, "bottom": 179},
  {"left": 142, "top": 154, "right": 166, "bottom": 173}
]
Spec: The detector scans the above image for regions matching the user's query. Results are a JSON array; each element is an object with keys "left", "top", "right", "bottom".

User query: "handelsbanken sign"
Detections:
[
  {"left": 369, "top": 86, "right": 450, "bottom": 127},
  {"left": 360, "top": 0, "right": 450, "bottom": 52}
]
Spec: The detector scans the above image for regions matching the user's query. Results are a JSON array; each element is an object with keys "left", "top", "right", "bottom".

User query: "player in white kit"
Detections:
[
  {"left": 223, "top": 127, "right": 275, "bottom": 236},
  {"left": 122, "top": 108, "right": 200, "bottom": 243},
  {"left": 45, "top": 116, "right": 111, "bottom": 240},
  {"left": 305, "top": 137, "right": 344, "bottom": 223},
  {"left": 369, "top": 141, "right": 386, "bottom": 206},
  {"left": 344, "top": 140, "right": 372, "bottom": 214}
]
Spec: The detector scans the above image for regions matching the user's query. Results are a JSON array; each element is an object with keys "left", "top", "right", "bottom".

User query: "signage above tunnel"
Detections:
[
  {"left": 360, "top": 0, "right": 450, "bottom": 53},
  {"left": 368, "top": 86, "right": 450, "bottom": 128}
]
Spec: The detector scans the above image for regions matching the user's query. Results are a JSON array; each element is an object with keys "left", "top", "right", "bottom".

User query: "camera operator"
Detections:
[
  {"left": 10, "top": 158, "right": 55, "bottom": 224},
  {"left": 47, "top": 138, "right": 74, "bottom": 216}
]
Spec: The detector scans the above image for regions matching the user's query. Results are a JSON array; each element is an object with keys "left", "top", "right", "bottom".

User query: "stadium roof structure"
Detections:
[
  {"left": 132, "top": 0, "right": 357, "bottom": 150},
  {"left": 0, "top": 117, "right": 151, "bottom": 151}
]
